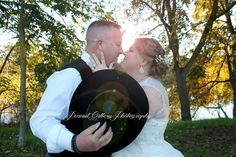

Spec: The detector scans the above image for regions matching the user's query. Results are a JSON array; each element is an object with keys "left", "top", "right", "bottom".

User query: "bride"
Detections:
[{"left": 90, "top": 37, "right": 184, "bottom": 157}]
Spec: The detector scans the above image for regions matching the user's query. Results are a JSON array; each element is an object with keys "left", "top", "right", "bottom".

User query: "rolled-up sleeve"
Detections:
[{"left": 30, "top": 68, "right": 81, "bottom": 153}]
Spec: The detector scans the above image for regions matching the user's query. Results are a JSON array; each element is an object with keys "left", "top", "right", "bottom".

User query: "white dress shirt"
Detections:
[{"left": 30, "top": 52, "right": 90, "bottom": 153}]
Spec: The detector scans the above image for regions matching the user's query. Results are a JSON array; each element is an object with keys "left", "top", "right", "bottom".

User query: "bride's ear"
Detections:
[{"left": 140, "top": 58, "right": 148, "bottom": 66}]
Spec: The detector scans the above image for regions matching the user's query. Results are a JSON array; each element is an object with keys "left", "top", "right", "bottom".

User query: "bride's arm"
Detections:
[
  {"left": 141, "top": 86, "right": 164, "bottom": 119},
  {"left": 89, "top": 52, "right": 114, "bottom": 72}
]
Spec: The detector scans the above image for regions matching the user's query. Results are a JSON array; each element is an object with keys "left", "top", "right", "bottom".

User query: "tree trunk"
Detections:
[
  {"left": 232, "top": 81, "right": 236, "bottom": 118},
  {"left": 224, "top": 0, "right": 236, "bottom": 119},
  {"left": 164, "top": 0, "right": 192, "bottom": 121},
  {"left": 17, "top": 0, "right": 27, "bottom": 148},
  {"left": 230, "top": 55, "right": 236, "bottom": 118},
  {"left": 0, "top": 112, "right": 2, "bottom": 126},
  {"left": 175, "top": 67, "right": 191, "bottom": 120},
  {"left": 226, "top": 48, "right": 236, "bottom": 118}
]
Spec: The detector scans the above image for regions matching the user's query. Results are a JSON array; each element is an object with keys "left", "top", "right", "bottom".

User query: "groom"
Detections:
[{"left": 30, "top": 20, "right": 123, "bottom": 156}]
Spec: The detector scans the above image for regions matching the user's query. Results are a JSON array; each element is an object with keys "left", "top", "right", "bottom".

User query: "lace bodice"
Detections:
[
  {"left": 112, "top": 77, "right": 184, "bottom": 157},
  {"left": 137, "top": 77, "right": 169, "bottom": 143},
  {"left": 140, "top": 77, "right": 169, "bottom": 120}
]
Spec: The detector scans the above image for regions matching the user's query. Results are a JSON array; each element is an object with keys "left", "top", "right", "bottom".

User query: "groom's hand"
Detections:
[{"left": 75, "top": 122, "right": 113, "bottom": 152}]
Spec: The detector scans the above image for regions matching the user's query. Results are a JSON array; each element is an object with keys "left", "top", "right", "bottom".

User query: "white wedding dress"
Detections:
[{"left": 112, "top": 77, "right": 184, "bottom": 157}]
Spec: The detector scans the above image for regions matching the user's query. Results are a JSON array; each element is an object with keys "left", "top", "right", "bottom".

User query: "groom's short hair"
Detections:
[
  {"left": 86, "top": 20, "right": 121, "bottom": 42},
  {"left": 87, "top": 20, "right": 120, "bottom": 32}
]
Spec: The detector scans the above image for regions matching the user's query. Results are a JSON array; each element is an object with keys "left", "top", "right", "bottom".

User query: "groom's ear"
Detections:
[{"left": 97, "top": 40, "right": 103, "bottom": 50}]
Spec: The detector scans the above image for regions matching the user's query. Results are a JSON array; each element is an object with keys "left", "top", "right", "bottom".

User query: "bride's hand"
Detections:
[{"left": 89, "top": 52, "right": 114, "bottom": 72}]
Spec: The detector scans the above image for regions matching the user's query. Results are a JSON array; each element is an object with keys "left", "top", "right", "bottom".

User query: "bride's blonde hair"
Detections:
[{"left": 133, "top": 38, "right": 168, "bottom": 79}]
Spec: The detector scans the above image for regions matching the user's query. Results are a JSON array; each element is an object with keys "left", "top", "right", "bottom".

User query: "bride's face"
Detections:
[{"left": 120, "top": 45, "right": 143, "bottom": 73}]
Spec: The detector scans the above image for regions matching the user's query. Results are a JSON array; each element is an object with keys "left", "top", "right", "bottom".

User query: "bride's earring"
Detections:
[{"left": 139, "top": 66, "right": 144, "bottom": 74}]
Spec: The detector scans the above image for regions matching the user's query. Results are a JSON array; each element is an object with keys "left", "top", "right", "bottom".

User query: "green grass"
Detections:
[
  {"left": 0, "top": 118, "right": 236, "bottom": 157},
  {"left": 0, "top": 124, "right": 46, "bottom": 157},
  {"left": 165, "top": 118, "right": 236, "bottom": 157}
]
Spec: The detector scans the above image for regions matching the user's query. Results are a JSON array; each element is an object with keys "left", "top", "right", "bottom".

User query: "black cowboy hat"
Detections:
[{"left": 62, "top": 69, "right": 149, "bottom": 156}]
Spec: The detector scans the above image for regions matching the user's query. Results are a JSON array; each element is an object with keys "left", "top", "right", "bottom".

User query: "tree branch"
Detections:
[
  {"left": 218, "top": 102, "right": 229, "bottom": 118},
  {"left": 224, "top": 0, "right": 235, "bottom": 34},
  {"left": 214, "top": 1, "right": 236, "bottom": 21},
  {"left": 196, "top": 54, "right": 230, "bottom": 89},
  {"left": 0, "top": 103, "right": 16, "bottom": 113},
  {"left": 183, "top": 0, "right": 219, "bottom": 77},
  {"left": 191, "top": 105, "right": 200, "bottom": 119},
  {"left": 0, "top": 0, "right": 20, "bottom": 5},
  {"left": 144, "top": 24, "right": 163, "bottom": 35},
  {"left": 0, "top": 45, "right": 15, "bottom": 74},
  {"left": 140, "top": 0, "right": 171, "bottom": 30},
  {"left": 53, "top": 9, "right": 69, "bottom": 28},
  {"left": 139, "top": 0, "right": 155, "bottom": 12}
]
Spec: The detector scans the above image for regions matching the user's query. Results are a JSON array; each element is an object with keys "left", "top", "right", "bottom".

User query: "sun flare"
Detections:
[{"left": 121, "top": 23, "right": 139, "bottom": 51}]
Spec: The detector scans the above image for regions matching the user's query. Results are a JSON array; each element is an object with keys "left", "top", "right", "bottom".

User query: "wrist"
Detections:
[{"left": 71, "top": 134, "right": 82, "bottom": 154}]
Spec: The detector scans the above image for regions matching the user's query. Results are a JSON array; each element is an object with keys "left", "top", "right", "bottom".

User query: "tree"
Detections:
[
  {"left": 0, "top": 71, "right": 19, "bottom": 124},
  {"left": 224, "top": 0, "right": 236, "bottom": 118},
  {"left": 193, "top": 0, "right": 236, "bottom": 118},
  {"left": 17, "top": 0, "right": 27, "bottom": 147},
  {"left": 0, "top": 45, "right": 51, "bottom": 124},
  {"left": 0, "top": 0, "right": 110, "bottom": 147},
  {"left": 129, "top": 0, "right": 235, "bottom": 120},
  {"left": 188, "top": 51, "right": 232, "bottom": 118}
]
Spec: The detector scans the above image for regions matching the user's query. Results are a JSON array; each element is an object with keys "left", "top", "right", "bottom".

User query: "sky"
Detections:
[
  {"left": 0, "top": 29, "right": 16, "bottom": 50},
  {"left": 193, "top": 103, "right": 233, "bottom": 120}
]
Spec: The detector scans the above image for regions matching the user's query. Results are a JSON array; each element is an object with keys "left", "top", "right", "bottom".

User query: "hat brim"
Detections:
[{"left": 63, "top": 69, "right": 149, "bottom": 155}]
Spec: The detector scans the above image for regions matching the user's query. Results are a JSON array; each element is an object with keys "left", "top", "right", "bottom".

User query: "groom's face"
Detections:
[{"left": 100, "top": 28, "right": 123, "bottom": 65}]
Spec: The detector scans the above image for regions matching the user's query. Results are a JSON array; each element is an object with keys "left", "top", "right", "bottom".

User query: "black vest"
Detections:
[{"left": 48, "top": 58, "right": 111, "bottom": 157}]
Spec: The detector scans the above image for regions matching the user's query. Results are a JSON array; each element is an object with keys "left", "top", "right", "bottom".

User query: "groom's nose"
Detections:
[
  {"left": 118, "top": 47, "right": 123, "bottom": 55},
  {"left": 121, "top": 51, "right": 128, "bottom": 56}
]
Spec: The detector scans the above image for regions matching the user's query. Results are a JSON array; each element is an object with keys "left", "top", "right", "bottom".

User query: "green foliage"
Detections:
[
  {"left": 175, "top": 3, "right": 192, "bottom": 41},
  {"left": 193, "top": 0, "right": 229, "bottom": 22},
  {"left": 187, "top": 18, "right": 234, "bottom": 108},
  {"left": 0, "top": 50, "right": 43, "bottom": 120},
  {"left": 0, "top": 75, "right": 11, "bottom": 94},
  {"left": 0, "top": 0, "right": 114, "bottom": 119},
  {"left": 232, "top": 70, "right": 236, "bottom": 80},
  {"left": 0, "top": 0, "right": 111, "bottom": 84},
  {"left": 188, "top": 65, "right": 206, "bottom": 80},
  {"left": 0, "top": 61, "right": 20, "bottom": 107},
  {"left": 126, "top": 0, "right": 236, "bottom": 117},
  {"left": 131, "top": 0, "right": 142, "bottom": 8},
  {"left": 193, "top": 0, "right": 212, "bottom": 21},
  {"left": 188, "top": 54, "right": 232, "bottom": 107}
]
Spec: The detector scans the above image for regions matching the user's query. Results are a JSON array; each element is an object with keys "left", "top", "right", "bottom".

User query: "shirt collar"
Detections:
[{"left": 81, "top": 51, "right": 90, "bottom": 64}]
